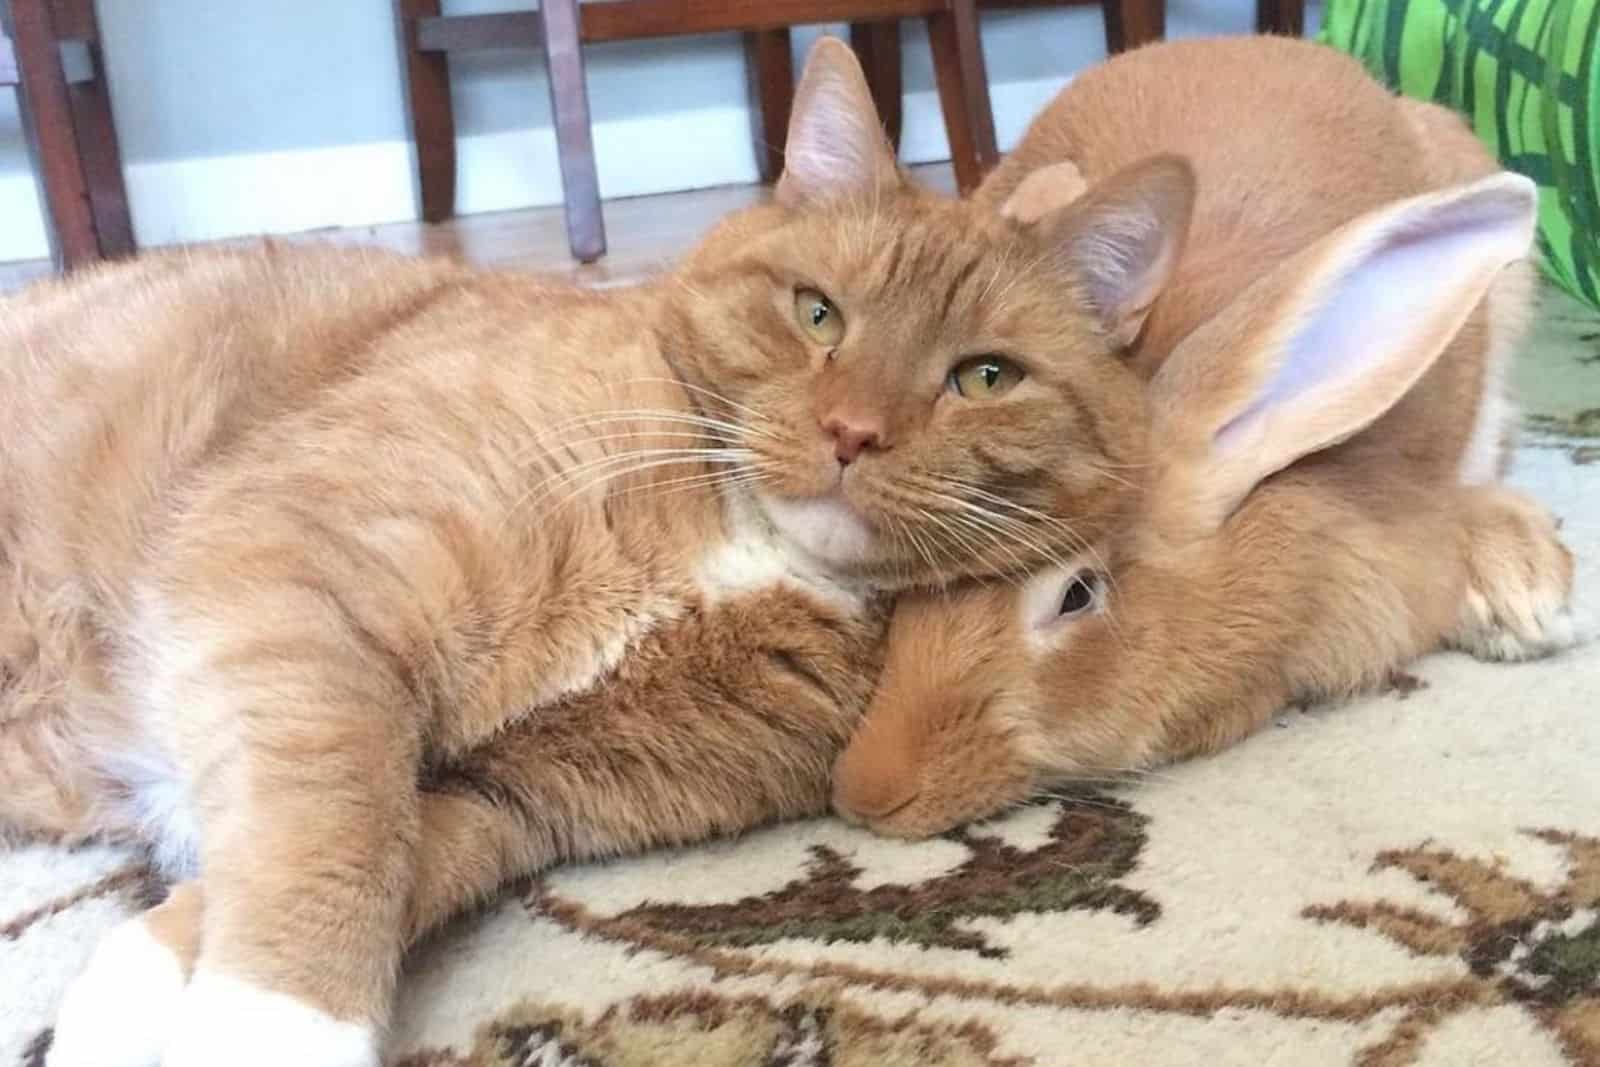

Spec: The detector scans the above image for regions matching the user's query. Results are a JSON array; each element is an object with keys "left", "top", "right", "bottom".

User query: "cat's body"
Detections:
[
  {"left": 0, "top": 243, "right": 871, "bottom": 870},
  {"left": 2, "top": 241, "right": 898, "bottom": 1063}
]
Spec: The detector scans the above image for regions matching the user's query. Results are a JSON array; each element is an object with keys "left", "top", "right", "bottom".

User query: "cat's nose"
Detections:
[{"left": 821, "top": 414, "right": 886, "bottom": 465}]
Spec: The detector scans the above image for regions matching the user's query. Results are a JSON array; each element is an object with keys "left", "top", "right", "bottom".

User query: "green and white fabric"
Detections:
[{"left": 1321, "top": 0, "right": 1600, "bottom": 308}]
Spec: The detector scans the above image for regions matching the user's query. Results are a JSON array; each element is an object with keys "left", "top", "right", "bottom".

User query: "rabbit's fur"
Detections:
[{"left": 833, "top": 36, "right": 1582, "bottom": 837}]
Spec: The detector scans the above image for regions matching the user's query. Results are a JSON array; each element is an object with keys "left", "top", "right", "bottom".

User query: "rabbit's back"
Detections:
[{"left": 983, "top": 34, "right": 1526, "bottom": 488}]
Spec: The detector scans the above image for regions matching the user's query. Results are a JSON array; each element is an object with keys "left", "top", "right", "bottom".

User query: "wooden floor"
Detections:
[{"left": 0, "top": 164, "right": 958, "bottom": 294}]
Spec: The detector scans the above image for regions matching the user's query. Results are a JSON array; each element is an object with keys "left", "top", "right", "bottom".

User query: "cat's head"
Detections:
[{"left": 666, "top": 39, "right": 1195, "bottom": 588}]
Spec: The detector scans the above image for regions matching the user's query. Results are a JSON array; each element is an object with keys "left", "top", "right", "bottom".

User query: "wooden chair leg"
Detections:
[
  {"left": 744, "top": 29, "right": 792, "bottom": 184},
  {"left": 393, "top": 0, "right": 457, "bottom": 223},
  {"left": 6, "top": 0, "right": 97, "bottom": 268},
  {"left": 1102, "top": 0, "right": 1164, "bottom": 54},
  {"left": 1255, "top": 0, "right": 1305, "bottom": 36},
  {"left": 57, "top": 0, "right": 131, "bottom": 258},
  {"left": 926, "top": 0, "right": 997, "bottom": 195},
  {"left": 850, "top": 21, "right": 902, "bottom": 153},
  {"left": 538, "top": 0, "right": 605, "bottom": 262}
]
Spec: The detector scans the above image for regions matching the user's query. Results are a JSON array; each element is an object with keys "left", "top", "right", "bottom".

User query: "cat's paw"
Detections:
[
  {"left": 161, "top": 973, "right": 378, "bottom": 1067},
  {"left": 47, "top": 916, "right": 185, "bottom": 1067},
  {"left": 1449, "top": 489, "right": 1589, "bottom": 662}
]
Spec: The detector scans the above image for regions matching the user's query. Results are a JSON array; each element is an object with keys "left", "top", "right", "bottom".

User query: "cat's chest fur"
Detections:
[
  {"left": 691, "top": 492, "right": 868, "bottom": 615},
  {"left": 516, "top": 490, "right": 870, "bottom": 717}
]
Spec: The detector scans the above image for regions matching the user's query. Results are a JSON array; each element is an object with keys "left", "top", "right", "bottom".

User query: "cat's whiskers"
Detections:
[
  {"left": 524, "top": 407, "right": 776, "bottom": 454},
  {"left": 953, "top": 486, "right": 1131, "bottom": 651},
  {"left": 897, "top": 478, "right": 1075, "bottom": 575},
  {"left": 906, "top": 510, "right": 954, "bottom": 591},
  {"left": 500, "top": 446, "right": 758, "bottom": 535},
  {"left": 505, "top": 410, "right": 764, "bottom": 492},
  {"left": 896, "top": 489, "right": 1029, "bottom": 582},
  {"left": 1078, "top": 463, "right": 1143, "bottom": 493},
  {"left": 894, "top": 511, "right": 948, "bottom": 591},
  {"left": 903, "top": 520, "right": 945, "bottom": 591},
  {"left": 538, "top": 429, "right": 738, "bottom": 449},
  {"left": 913, "top": 506, "right": 1020, "bottom": 588},
  {"left": 616, "top": 376, "right": 780, "bottom": 433},
  {"left": 866, "top": 477, "right": 1039, "bottom": 582},
  {"left": 915, "top": 508, "right": 1011, "bottom": 601},
  {"left": 942, "top": 512, "right": 1034, "bottom": 583},
  {"left": 562, "top": 410, "right": 770, "bottom": 444},
  {"left": 935, "top": 475, "right": 1116, "bottom": 583},
  {"left": 937, "top": 485, "right": 1131, "bottom": 653},
  {"left": 1026, "top": 787, "right": 1146, "bottom": 817},
  {"left": 546, "top": 448, "right": 757, "bottom": 507},
  {"left": 610, "top": 464, "right": 774, "bottom": 503},
  {"left": 879, "top": 516, "right": 923, "bottom": 590}
]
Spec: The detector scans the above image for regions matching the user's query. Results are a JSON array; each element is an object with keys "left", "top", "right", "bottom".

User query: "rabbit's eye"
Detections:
[{"left": 1059, "top": 572, "right": 1101, "bottom": 617}]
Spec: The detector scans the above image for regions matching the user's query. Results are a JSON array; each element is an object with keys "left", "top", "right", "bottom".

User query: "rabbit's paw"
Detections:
[
  {"left": 47, "top": 916, "right": 184, "bottom": 1067},
  {"left": 161, "top": 973, "right": 378, "bottom": 1067},
  {"left": 1449, "top": 489, "right": 1590, "bottom": 662}
]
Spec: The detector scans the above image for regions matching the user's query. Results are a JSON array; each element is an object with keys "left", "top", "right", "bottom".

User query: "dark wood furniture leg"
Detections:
[
  {"left": 56, "top": 0, "right": 131, "bottom": 259},
  {"left": 1256, "top": 0, "right": 1306, "bottom": 36},
  {"left": 538, "top": 0, "right": 605, "bottom": 262},
  {"left": 393, "top": 0, "right": 457, "bottom": 223},
  {"left": 745, "top": 29, "right": 793, "bottom": 184},
  {"left": 850, "top": 21, "right": 903, "bottom": 152},
  {"left": 4, "top": 0, "right": 132, "bottom": 269},
  {"left": 926, "top": 0, "right": 998, "bottom": 194},
  {"left": 1102, "top": 0, "right": 1164, "bottom": 53}
]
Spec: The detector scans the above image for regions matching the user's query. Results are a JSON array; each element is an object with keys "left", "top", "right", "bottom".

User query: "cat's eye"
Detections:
[
  {"left": 794, "top": 288, "right": 845, "bottom": 346},
  {"left": 950, "top": 355, "right": 1024, "bottom": 399},
  {"left": 1059, "top": 572, "right": 1101, "bottom": 617}
]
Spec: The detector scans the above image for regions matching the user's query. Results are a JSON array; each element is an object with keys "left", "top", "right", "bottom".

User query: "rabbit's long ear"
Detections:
[
  {"left": 776, "top": 37, "right": 898, "bottom": 208},
  {"left": 1148, "top": 172, "right": 1537, "bottom": 540}
]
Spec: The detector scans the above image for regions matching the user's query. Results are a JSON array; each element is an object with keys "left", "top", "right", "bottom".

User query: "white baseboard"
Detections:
[
  {"left": 0, "top": 172, "right": 50, "bottom": 262},
  {"left": 0, "top": 74, "right": 1068, "bottom": 264}
]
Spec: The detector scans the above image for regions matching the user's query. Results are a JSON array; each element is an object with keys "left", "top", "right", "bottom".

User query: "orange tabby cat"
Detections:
[{"left": 2, "top": 39, "right": 1196, "bottom": 1067}]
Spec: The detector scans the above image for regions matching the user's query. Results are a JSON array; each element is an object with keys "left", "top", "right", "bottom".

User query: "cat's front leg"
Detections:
[
  {"left": 47, "top": 883, "right": 201, "bottom": 1067},
  {"left": 133, "top": 593, "right": 426, "bottom": 1067}
]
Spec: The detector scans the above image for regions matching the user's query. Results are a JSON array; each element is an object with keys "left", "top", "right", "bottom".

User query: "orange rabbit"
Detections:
[{"left": 833, "top": 36, "right": 1583, "bottom": 838}]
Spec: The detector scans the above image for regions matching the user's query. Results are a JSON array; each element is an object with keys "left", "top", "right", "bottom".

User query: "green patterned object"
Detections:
[{"left": 1320, "top": 0, "right": 1600, "bottom": 308}]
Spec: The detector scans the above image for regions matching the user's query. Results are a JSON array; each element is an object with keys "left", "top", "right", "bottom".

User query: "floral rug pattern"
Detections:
[{"left": 2, "top": 286, "right": 1598, "bottom": 1066}]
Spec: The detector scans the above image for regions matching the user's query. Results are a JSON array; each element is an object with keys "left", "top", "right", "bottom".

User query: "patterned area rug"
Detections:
[{"left": 3, "top": 285, "right": 1598, "bottom": 1067}]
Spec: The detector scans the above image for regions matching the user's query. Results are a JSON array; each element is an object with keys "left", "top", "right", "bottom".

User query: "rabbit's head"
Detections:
[{"left": 833, "top": 170, "right": 1538, "bottom": 837}]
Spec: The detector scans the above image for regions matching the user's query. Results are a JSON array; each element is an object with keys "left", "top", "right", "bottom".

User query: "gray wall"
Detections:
[{"left": 0, "top": 0, "right": 1321, "bottom": 256}]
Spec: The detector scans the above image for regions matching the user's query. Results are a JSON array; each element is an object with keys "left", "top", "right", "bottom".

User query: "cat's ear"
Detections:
[
  {"left": 1145, "top": 172, "right": 1537, "bottom": 539},
  {"left": 999, "top": 161, "right": 1090, "bottom": 223},
  {"left": 1026, "top": 155, "right": 1195, "bottom": 347},
  {"left": 777, "top": 37, "right": 898, "bottom": 208}
]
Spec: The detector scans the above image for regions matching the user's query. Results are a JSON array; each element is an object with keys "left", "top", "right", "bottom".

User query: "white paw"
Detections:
[
  {"left": 1453, "top": 588, "right": 1593, "bottom": 663},
  {"left": 161, "top": 973, "right": 378, "bottom": 1067},
  {"left": 47, "top": 917, "right": 185, "bottom": 1067}
]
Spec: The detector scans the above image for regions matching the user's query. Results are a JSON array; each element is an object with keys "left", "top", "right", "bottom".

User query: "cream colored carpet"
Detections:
[{"left": 3, "top": 292, "right": 1597, "bottom": 1067}]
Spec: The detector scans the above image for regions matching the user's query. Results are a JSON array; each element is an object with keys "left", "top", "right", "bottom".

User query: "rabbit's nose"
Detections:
[{"left": 832, "top": 739, "right": 918, "bottom": 824}]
